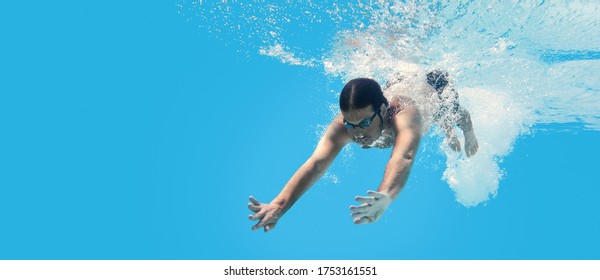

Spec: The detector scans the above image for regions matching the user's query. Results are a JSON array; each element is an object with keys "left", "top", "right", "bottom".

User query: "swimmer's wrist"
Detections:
[
  {"left": 271, "top": 198, "right": 291, "bottom": 212},
  {"left": 376, "top": 189, "right": 395, "bottom": 202}
]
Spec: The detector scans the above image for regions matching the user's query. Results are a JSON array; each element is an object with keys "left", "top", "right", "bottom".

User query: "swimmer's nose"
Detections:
[{"left": 354, "top": 135, "right": 365, "bottom": 140}]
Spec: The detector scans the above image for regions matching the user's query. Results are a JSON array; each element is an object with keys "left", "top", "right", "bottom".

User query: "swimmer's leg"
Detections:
[
  {"left": 427, "top": 70, "right": 478, "bottom": 157},
  {"left": 456, "top": 107, "right": 479, "bottom": 157},
  {"left": 428, "top": 70, "right": 461, "bottom": 152},
  {"left": 439, "top": 115, "right": 461, "bottom": 153}
]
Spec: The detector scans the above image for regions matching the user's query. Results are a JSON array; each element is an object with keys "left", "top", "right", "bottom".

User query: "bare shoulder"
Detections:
[
  {"left": 311, "top": 114, "right": 351, "bottom": 160},
  {"left": 388, "top": 96, "right": 422, "bottom": 133},
  {"left": 388, "top": 95, "right": 419, "bottom": 117},
  {"left": 324, "top": 114, "right": 352, "bottom": 145}
]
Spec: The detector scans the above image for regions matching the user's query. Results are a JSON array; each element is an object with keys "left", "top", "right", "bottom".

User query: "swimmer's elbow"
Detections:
[
  {"left": 402, "top": 153, "right": 415, "bottom": 162},
  {"left": 392, "top": 150, "right": 416, "bottom": 164},
  {"left": 400, "top": 153, "right": 415, "bottom": 164},
  {"left": 310, "top": 158, "right": 328, "bottom": 176}
]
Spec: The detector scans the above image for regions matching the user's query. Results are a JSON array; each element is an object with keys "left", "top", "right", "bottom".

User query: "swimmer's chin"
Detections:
[{"left": 354, "top": 139, "right": 374, "bottom": 148}]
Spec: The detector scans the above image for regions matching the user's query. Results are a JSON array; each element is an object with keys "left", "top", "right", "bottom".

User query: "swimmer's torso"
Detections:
[
  {"left": 362, "top": 95, "right": 407, "bottom": 149},
  {"left": 362, "top": 74, "right": 439, "bottom": 149},
  {"left": 383, "top": 72, "right": 439, "bottom": 135}
]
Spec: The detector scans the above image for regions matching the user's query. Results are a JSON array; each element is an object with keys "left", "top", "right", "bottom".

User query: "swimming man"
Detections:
[{"left": 248, "top": 71, "right": 478, "bottom": 232}]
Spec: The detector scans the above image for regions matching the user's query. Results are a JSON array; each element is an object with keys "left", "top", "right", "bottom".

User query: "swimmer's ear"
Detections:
[
  {"left": 379, "top": 103, "right": 388, "bottom": 119},
  {"left": 379, "top": 103, "right": 387, "bottom": 117}
]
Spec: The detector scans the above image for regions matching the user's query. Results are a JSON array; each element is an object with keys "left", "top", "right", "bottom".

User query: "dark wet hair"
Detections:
[{"left": 339, "top": 78, "right": 388, "bottom": 112}]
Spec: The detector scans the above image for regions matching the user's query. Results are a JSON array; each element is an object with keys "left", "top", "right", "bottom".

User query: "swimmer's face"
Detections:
[{"left": 342, "top": 104, "right": 385, "bottom": 148}]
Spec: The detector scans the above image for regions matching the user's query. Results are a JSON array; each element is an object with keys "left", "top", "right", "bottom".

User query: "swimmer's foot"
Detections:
[
  {"left": 463, "top": 129, "right": 479, "bottom": 157},
  {"left": 447, "top": 136, "right": 461, "bottom": 153}
]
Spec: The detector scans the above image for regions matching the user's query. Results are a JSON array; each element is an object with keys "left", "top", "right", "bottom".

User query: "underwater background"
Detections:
[{"left": 0, "top": 1, "right": 598, "bottom": 259}]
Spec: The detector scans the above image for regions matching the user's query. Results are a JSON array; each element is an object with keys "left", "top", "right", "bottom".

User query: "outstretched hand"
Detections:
[
  {"left": 350, "top": 190, "right": 391, "bottom": 224},
  {"left": 248, "top": 196, "right": 283, "bottom": 233}
]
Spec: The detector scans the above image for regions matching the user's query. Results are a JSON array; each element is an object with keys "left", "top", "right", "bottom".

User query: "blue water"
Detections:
[{"left": 0, "top": 1, "right": 598, "bottom": 259}]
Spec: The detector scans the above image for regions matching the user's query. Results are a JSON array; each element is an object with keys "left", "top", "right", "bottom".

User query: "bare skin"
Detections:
[{"left": 248, "top": 96, "right": 422, "bottom": 232}]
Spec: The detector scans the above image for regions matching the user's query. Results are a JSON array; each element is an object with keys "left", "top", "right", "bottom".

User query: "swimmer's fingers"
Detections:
[
  {"left": 353, "top": 216, "right": 373, "bottom": 225},
  {"left": 350, "top": 203, "right": 370, "bottom": 213},
  {"left": 251, "top": 217, "right": 266, "bottom": 230},
  {"left": 248, "top": 203, "right": 261, "bottom": 212},
  {"left": 251, "top": 221, "right": 263, "bottom": 231},
  {"left": 366, "top": 190, "right": 386, "bottom": 199},
  {"left": 248, "top": 214, "right": 259, "bottom": 221},
  {"left": 248, "top": 211, "right": 265, "bottom": 221},
  {"left": 350, "top": 211, "right": 367, "bottom": 219},
  {"left": 264, "top": 223, "right": 276, "bottom": 233},
  {"left": 355, "top": 196, "right": 376, "bottom": 204},
  {"left": 252, "top": 213, "right": 277, "bottom": 231},
  {"left": 249, "top": 196, "right": 261, "bottom": 206}
]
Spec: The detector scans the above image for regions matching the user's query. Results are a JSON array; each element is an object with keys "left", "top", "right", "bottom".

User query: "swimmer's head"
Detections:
[
  {"left": 339, "top": 78, "right": 388, "bottom": 112},
  {"left": 339, "top": 78, "right": 389, "bottom": 147}
]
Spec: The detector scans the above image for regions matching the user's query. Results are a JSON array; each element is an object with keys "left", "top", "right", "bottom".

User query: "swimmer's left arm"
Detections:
[
  {"left": 350, "top": 105, "right": 422, "bottom": 224},
  {"left": 378, "top": 105, "right": 422, "bottom": 200}
]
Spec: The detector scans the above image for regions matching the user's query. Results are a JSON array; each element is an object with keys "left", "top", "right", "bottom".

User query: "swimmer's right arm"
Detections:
[{"left": 248, "top": 115, "right": 350, "bottom": 232}]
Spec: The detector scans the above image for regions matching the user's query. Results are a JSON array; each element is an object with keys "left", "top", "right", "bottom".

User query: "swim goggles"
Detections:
[{"left": 343, "top": 108, "right": 381, "bottom": 129}]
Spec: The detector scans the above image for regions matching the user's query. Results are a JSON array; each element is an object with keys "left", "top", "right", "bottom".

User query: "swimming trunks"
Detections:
[{"left": 426, "top": 70, "right": 460, "bottom": 121}]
